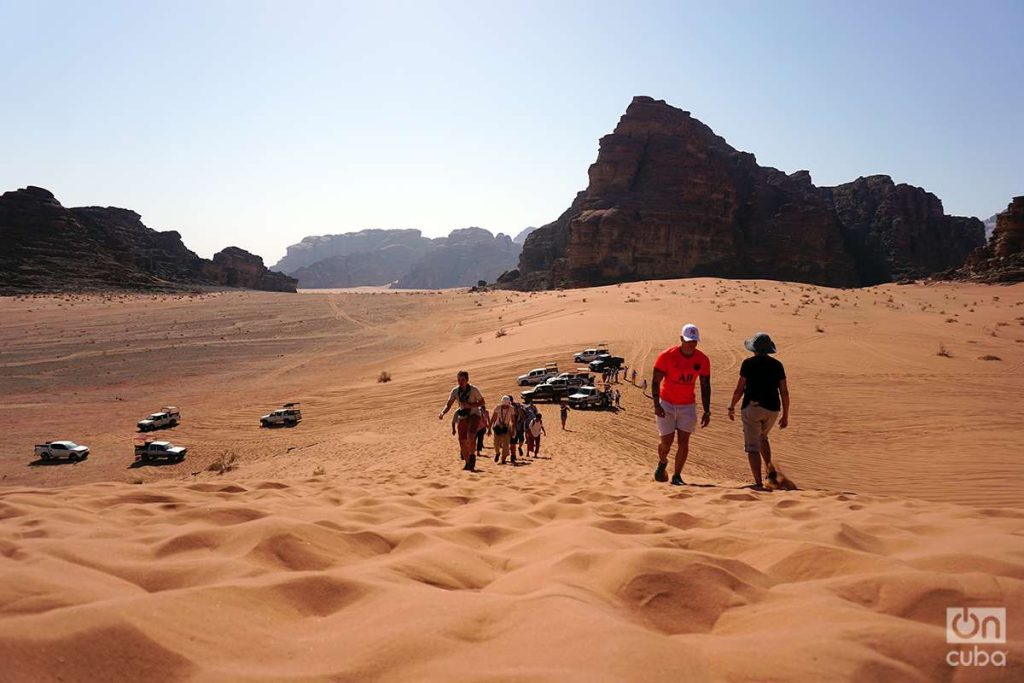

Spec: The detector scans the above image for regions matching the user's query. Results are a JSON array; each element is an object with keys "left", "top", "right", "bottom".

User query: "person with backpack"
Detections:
[
  {"left": 491, "top": 396, "right": 518, "bottom": 464},
  {"left": 560, "top": 401, "right": 569, "bottom": 430},
  {"left": 439, "top": 370, "right": 486, "bottom": 471},
  {"left": 513, "top": 399, "right": 529, "bottom": 458}
]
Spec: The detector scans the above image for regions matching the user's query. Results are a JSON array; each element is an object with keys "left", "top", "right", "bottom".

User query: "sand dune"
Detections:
[{"left": 1, "top": 279, "right": 1023, "bottom": 680}]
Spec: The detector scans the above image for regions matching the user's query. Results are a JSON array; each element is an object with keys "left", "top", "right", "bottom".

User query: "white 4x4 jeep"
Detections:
[{"left": 261, "top": 404, "right": 302, "bottom": 427}]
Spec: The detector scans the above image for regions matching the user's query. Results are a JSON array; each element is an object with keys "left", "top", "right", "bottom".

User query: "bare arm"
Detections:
[
  {"left": 779, "top": 379, "right": 790, "bottom": 428},
  {"left": 652, "top": 368, "right": 666, "bottom": 416},
  {"left": 439, "top": 394, "right": 456, "bottom": 419},
  {"left": 728, "top": 376, "right": 746, "bottom": 421}
]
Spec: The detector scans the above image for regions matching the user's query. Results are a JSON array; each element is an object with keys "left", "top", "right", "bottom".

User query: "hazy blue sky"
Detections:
[{"left": 2, "top": 0, "right": 1021, "bottom": 263}]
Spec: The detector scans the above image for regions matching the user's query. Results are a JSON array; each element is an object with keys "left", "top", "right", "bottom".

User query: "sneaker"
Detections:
[
  {"left": 654, "top": 462, "right": 668, "bottom": 482},
  {"left": 670, "top": 474, "right": 685, "bottom": 486},
  {"left": 494, "top": 453, "right": 500, "bottom": 462}
]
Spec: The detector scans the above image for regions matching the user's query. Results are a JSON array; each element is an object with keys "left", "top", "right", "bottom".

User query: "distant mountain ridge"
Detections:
[
  {"left": 277, "top": 227, "right": 527, "bottom": 289},
  {"left": 0, "top": 186, "right": 296, "bottom": 294}
]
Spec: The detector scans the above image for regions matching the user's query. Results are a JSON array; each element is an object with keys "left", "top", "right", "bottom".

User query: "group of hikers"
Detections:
[
  {"left": 439, "top": 377, "right": 546, "bottom": 471},
  {"left": 440, "top": 322, "right": 790, "bottom": 490}
]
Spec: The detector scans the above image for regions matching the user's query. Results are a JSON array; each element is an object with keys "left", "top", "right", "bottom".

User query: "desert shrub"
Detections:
[
  {"left": 937, "top": 344, "right": 952, "bottom": 358},
  {"left": 207, "top": 452, "right": 238, "bottom": 474},
  {"left": 378, "top": 370, "right": 392, "bottom": 383},
  {"left": 495, "top": 328, "right": 507, "bottom": 338},
  {"left": 978, "top": 355, "right": 1002, "bottom": 361},
  {"left": 312, "top": 465, "right": 326, "bottom": 476}
]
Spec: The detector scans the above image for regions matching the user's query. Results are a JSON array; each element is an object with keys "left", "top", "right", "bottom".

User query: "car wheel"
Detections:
[
  {"left": 260, "top": 420, "right": 268, "bottom": 428},
  {"left": 68, "top": 453, "right": 78, "bottom": 462},
  {"left": 41, "top": 452, "right": 51, "bottom": 461}
]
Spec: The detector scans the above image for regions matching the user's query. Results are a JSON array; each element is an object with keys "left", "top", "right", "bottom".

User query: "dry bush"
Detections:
[
  {"left": 378, "top": 370, "right": 392, "bottom": 383},
  {"left": 207, "top": 452, "right": 238, "bottom": 474},
  {"left": 495, "top": 328, "right": 507, "bottom": 338},
  {"left": 978, "top": 355, "right": 1002, "bottom": 361},
  {"left": 937, "top": 344, "right": 952, "bottom": 358},
  {"left": 312, "top": 464, "right": 326, "bottom": 476},
  {"left": 475, "top": 337, "right": 483, "bottom": 344},
  {"left": 815, "top": 325, "right": 825, "bottom": 333},
  {"left": 625, "top": 297, "right": 640, "bottom": 303}
]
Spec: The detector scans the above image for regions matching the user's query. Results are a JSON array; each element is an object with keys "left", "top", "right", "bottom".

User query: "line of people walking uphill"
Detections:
[{"left": 439, "top": 370, "right": 546, "bottom": 472}]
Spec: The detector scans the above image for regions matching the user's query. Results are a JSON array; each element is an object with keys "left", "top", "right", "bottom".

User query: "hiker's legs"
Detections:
[
  {"left": 657, "top": 432, "right": 675, "bottom": 466},
  {"left": 674, "top": 430, "right": 691, "bottom": 476},
  {"left": 534, "top": 436, "right": 542, "bottom": 457},
  {"left": 760, "top": 434, "right": 773, "bottom": 469},
  {"left": 746, "top": 449, "right": 762, "bottom": 486}
]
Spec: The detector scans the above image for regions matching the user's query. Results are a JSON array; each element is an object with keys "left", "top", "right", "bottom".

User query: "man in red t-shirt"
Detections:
[{"left": 651, "top": 323, "right": 711, "bottom": 485}]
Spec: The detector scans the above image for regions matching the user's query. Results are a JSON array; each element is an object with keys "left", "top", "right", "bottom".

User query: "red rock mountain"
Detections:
[
  {"left": 953, "top": 196, "right": 1024, "bottom": 282},
  {"left": 0, "top": 187, "right": 296, "bottom": 294},
  {"left": 501, "top": 97, "right": 984, "bottom": 289}
]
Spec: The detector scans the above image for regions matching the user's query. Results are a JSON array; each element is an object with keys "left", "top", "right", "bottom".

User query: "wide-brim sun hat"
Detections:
[{"left": 744, "top": 332, "right": 776, "bottom": 354}]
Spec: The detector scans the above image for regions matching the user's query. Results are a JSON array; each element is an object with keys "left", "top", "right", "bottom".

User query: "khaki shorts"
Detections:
[
  {"left": 656, "top": 399, "right": 697, "bottom": 436},
  {"left": 741, "top": 404, "right": 778, "bottom": 453}
]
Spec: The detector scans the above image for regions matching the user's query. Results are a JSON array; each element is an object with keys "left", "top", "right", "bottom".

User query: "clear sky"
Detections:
[{"left": 2, "top": 0, "right": 1021, "bottom": 264}]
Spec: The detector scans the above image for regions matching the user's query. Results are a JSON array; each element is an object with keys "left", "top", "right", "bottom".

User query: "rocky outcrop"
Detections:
[
  {"left": 280, "top": 227, "right": 522, "bottom": 289},
  {"left": 513, "top": 226, "right": 537, "bottom": 245},
  {"left": 0, "top": 186, "right": 296, "bottom": 294},
  {"left": 503, "top": 96, "right": 984, "bottom": 290},
  {"left": 825, "top": 176, "right": 984, "bottom": 283},
  {"left": 203, "top": 247, "right": 298, "bottom": 292},
  {"left": 952, "top": 197, "right": 1024, "bottom": 282}
]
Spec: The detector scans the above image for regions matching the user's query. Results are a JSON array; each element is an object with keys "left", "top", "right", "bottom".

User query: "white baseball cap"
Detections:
[{"left": 680, "top": 323, "right": 700, "bottom": 341}]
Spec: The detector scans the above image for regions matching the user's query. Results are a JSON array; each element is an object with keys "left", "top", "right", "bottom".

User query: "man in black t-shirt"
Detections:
[{"left": 727, "top": 333, "right": 790, "bottom": 489}]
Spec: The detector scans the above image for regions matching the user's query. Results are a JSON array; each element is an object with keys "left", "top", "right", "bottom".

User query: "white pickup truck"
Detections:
[
  {"left": 517, "top": 362, "right": 559, "bottom": 386},
  {"left": 34, "top": 440, "right": 90, "bottom": 462},
  {"left": 573, "top": 345, "right": 609, "bottom": 363},
  {"left": 261, "top": 404, "right": 302, "bottom": 427},
  {"left": 134, "top": 440, "right": 187, "bottom": 463},
  {"left": 137, "top": 406, "right": 181, "bottom": 432}
]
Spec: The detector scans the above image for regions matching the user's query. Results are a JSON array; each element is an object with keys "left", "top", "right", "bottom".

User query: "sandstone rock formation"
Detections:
[
  {"left": 273, "top": 229, "right": 429, "bottom": 274},
  {"left": 397, "top": 228, "right": 519, "bottom": 289},
  {"left": 502, "top": 97, "right": 984, "bottom": 290},
  {"left": 279, "top": 228, "right": 522, "bottom": 289},
  {"left": 290, "top": 244, "right": 427, "bottom": 288},
  {"left": 953, "top": 197, "right": 1024, "bottom": 282},
  {"left": 0, "top": 186, "right": 296, "bottom": 294},
  {"left": 203, "top": 247, "right": 298, "bottom": 292}
]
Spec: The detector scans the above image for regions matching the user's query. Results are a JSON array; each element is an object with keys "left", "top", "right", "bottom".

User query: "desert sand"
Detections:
[{"left": 1, "top": 279, "right": 1023, "bottom": 681}]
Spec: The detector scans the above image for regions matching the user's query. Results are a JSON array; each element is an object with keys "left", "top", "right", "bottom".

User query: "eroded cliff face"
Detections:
[
  {"left": 0, "top": 187, "right": 296, "bottom": 293},
  {"left": 203, "top": 247, "right": 297, "bottom": 292},
  {"left": 953, "top": 197, "right": 1024, "bottom": 283},
  {"left": 281, "top": 227, "right": 522, "bottom": 289},
  {"left": 504, "top": 97, "right": 983, "bottom": 290},
  {"left": 826, "top": 176, "right": 984, "bottom": 284}
]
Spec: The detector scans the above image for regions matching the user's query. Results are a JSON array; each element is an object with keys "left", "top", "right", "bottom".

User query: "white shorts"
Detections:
[{"left": 656, "top": 399, "right": 697, "bottom": 436}]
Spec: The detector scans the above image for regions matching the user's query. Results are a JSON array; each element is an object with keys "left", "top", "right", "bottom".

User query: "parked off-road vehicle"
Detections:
[
  {"left": 261, "top": 403, "right": 302, "bottom": 427},
  {"left": 517, "top": 362, "right": 559, "bottom": 386},
  {"left": 521, "top": 382, "right": 569, "bottom": 403},
  {"left": 589, "top": 355, "right": 625, "bottom": 373},
  {"left": 567, "top": 386, "right": 605, "bottom": 409},
  {"left": 573, "top": 344, "right": 609, "bottom": 363},
  {"left": 137, "top": 406, "right": 181, "bottom": 432},
  {"left": 34, "top": 440, "right": 90, "bottom": 462},
  {"left": 134, "top": 439, "right": 187, "bottom": 463}
]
